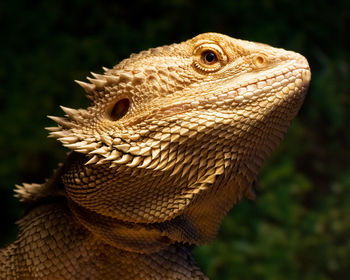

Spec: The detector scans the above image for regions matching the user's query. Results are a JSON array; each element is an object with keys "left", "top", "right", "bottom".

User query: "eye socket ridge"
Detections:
[{"left": 193, "top": 43, "right": 227, "bottom": 72}]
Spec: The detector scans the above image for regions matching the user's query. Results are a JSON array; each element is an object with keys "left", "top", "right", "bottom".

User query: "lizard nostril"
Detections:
[
  {"left": 109, "top": 98, "right": 130, "bottom": 121},
  {"left": 254, "top": 55, "right": 266, "bottom": 66},
  {"left": 256, "top": 56, "right": 264, "bottom": 64}
]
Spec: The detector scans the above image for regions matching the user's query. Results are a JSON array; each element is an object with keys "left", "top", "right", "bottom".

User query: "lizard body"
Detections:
[{"left": 0, "top": 33, "right": 310, "bottom": 279}]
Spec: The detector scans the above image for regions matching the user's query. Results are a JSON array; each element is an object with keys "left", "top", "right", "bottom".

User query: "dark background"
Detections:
[{"left": 0, "top": 0, "right": 349, "bottom": 279}]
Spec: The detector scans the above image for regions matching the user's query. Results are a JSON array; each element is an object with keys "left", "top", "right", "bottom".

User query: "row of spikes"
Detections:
[
  {"left": 48, "top": 125, "right": 231, "bottom": 177},
  {"left": 80, "top": 153, "right": 230, "bottom": 194},
  {"left": 14, "top": 162, "right": 65, "bottom": 203},
  {"left": 75, "top": 68, "right": 111, "bottom": 101},
  {"left": 46, "top": 115, "right": 255, "bottom": 176},
  {"left": 46, "top": 128, "right": 270, "bottom": 178},
  {"left": 74, "top": 68, "right": 145, "bottom": 102},
  {"left": 85, "top": 142, "right": 233, "bottom": 186}
]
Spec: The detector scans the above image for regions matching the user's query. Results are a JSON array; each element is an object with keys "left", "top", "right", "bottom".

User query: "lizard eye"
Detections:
[
  {"left": 201, "top": 50, "right": 218, "bottom": 65},
  {"left": 109, "top": 98, "right": 130, "bottom": 121},
  {"left": 193, "top": 43, "right": 227, "bottom": 73}
]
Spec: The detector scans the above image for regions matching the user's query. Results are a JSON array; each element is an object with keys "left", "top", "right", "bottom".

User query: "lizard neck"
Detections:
[
  {"left": 63, "top": 151, "right": 258, "bottom": 252},
  {"left": 68, "top": 169, "right": 255, "bottom": 251},
  {"left": 0, "top": 199, "right": 208, "bottom": 279}
]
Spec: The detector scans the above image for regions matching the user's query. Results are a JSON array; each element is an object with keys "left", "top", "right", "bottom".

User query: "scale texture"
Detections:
[{"left": 0, "top": 33, "right": 310, "bottom": 279}]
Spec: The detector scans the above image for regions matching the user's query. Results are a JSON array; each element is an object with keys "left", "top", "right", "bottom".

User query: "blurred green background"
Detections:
[{"left": 0, "top": 0, "right": 349, "bottom": 279}]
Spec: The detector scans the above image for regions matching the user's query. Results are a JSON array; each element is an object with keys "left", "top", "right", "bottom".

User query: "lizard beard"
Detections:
[{"left": 62, "top": 90, "right": 305, "bottom": 253}]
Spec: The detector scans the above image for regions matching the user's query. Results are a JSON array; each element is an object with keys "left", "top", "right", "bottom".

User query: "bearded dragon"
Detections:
[{"left": 0, "top": 33, "right": 310, "bottom": 279}]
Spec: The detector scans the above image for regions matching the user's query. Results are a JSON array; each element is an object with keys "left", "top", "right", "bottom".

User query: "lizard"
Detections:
[{"left": 0, "top": 32, "right": 310, "bottom": 279}]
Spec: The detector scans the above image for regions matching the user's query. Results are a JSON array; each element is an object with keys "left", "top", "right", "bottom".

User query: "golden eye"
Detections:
[
  {"left": 193, "top": 42, "right": 227, "bottom": 73},
  {"left": 109, "top": 98, "right": 130, "bottom": 121},
  {"left": 201, "top": 50, "right": 218, "bottom": 65}
]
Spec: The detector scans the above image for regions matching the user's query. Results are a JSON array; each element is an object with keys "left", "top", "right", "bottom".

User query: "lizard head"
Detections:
[{"left": 48, "top": 33, "right": 310, "bottom": 239}]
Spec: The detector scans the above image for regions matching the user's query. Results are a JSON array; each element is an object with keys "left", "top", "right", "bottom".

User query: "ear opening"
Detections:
[{"left": 109, "top": 98, "right": 130, "bottom": 121}]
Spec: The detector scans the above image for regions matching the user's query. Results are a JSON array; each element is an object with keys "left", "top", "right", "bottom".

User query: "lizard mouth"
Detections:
[{"left": 158, "top": 61, "right": 310, "bottom": 115}]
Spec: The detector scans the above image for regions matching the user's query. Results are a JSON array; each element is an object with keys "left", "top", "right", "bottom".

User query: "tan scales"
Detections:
[{"left": 0, "top": 33, "right": 310, "bottom": 279}]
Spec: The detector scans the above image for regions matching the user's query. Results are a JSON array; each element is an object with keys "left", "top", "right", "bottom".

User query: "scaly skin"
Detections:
[{"left": 0, "top": 33, "right": 310, "bottom": 279}]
